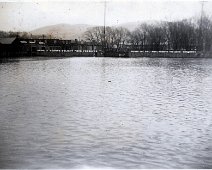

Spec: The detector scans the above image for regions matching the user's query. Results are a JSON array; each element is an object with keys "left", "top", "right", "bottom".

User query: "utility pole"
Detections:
[
  {"left": 199, "top": 1, "right": 207, "bottom": 52},
  {"left": 103, "top": 0, "right": 107, "bottom": 53}
]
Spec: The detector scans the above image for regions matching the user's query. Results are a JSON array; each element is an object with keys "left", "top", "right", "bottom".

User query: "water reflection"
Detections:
[{"left": 0, "top": 57, "right": 212, "bottom": 168}]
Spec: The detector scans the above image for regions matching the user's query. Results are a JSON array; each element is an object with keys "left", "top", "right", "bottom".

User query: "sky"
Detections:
[{"left": 0, "top": 0, "right": 212, "bottom": 31}]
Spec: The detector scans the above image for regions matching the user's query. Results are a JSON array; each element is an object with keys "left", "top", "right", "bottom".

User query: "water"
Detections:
[{"left": 0, "top": 57, "right": 212, "bottom": 168}]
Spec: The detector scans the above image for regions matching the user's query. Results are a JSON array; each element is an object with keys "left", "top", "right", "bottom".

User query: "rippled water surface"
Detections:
[{"left": 1, "top": 57, "right": 212, "bottom": 168}]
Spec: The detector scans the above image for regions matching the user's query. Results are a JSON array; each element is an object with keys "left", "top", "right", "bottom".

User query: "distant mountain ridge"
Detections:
[
  {"left": 30, "top": 24, "right": 94, "bottom": 40},
  {"left": 30, "top": 22, "right": 143, "bottom": 40}
]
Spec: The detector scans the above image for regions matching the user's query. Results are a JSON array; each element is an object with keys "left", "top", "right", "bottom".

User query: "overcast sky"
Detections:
[{"left": 0, "top": 0, "right": 212, "bottom": 31}]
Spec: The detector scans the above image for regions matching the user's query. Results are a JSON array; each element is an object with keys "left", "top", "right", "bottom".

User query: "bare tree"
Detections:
[
  {"left": 198, "top": 15, "right": 212, "bottom": 51},
  {"left": 84, "top": 26, "right": 130, "bottom": 51}
]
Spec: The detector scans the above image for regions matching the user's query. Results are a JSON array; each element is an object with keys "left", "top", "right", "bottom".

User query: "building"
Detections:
[
  {"left": 0, "top": 37, "right": 23, "bottom": 57},
  {"left": 0, "top": 37, "right": 104, "bottom": 57}
]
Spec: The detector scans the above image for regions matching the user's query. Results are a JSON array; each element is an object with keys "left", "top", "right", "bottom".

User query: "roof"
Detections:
[{"left": 0, "top": 37, "right": 17, "bottom": 45}]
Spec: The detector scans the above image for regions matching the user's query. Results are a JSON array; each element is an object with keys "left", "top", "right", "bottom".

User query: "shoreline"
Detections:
[{"left": 0, "top": 51, "right": 212, "bottom": 59}]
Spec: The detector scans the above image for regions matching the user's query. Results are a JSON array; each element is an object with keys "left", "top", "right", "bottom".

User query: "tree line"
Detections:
[
  {"left": 0, "top": 31, "right": 55, "bottom": 39},
  {"left": 1, "top": 15, "right": 212, "bottom": 52},
  {"left": 84, "top": 15, "right": 212, "bottom": 52}
]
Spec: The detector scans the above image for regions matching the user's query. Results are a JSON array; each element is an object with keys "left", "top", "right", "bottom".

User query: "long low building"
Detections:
[{"left": 0, "top": 37, "right": 102, "bottom": 57}]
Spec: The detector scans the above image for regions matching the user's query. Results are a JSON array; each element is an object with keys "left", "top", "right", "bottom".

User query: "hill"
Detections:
[
  {"left": 30, "top": 24, "right": 94, "bottom": 40},
  {"left": 30, "top": 22, "right": 147, "bottom": 40}
]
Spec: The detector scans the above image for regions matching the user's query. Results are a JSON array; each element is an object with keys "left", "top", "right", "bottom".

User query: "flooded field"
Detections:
[{"left": 0, "top": 57, "right": 212, "bottom": 168}]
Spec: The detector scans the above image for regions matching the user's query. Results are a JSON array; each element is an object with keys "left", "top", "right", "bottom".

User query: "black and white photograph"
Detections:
[{"left": 0, "top": 0, "right": 212, "bottom": 169}]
